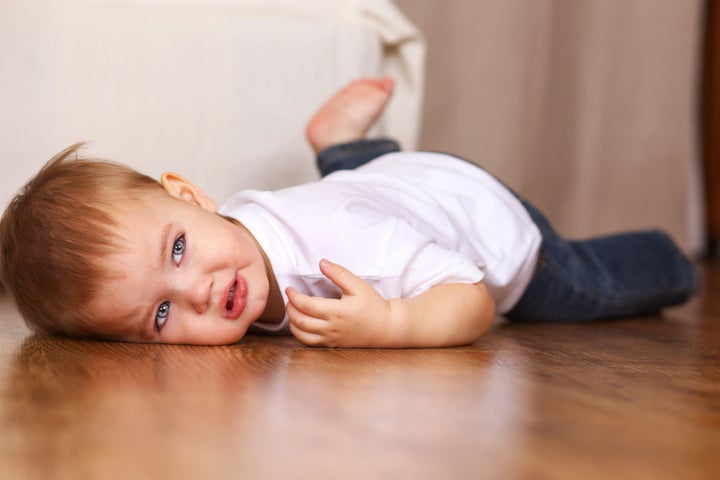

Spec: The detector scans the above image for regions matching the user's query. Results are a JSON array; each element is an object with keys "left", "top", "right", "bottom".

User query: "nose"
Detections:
[{"left": 181, "top": 274, "right": 212, "bottom": 314}]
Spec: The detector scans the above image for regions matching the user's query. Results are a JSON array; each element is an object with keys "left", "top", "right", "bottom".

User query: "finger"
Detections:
[
  {"left": 286, "top": 301, "right": 328, "bottom": 335},
  {"left": 318, "top": 259, "right": 366, "bottom": 295},
  {"left": 289, "top": 322, "right": 328, "bottom": 347},
  {"left": 286, "top": 286, "right": 340, "bottom": 318}
]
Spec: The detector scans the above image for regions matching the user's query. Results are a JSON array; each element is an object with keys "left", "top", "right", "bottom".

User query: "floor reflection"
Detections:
[{"left": 0, "top": 334, "right": 536, "bottom": 478}]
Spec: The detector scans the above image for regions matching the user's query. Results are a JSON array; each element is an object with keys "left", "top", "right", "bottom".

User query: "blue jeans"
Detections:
[{"left": 316, "top": 139, "right": 700, "bottom": 322}]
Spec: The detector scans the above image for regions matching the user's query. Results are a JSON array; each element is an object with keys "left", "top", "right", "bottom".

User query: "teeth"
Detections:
[{"left": 226, "top": 282, "right": 236, "bottom": 311}]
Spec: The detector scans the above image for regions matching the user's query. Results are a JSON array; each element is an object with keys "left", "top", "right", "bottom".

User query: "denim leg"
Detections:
[
  {"left": 506, "top": 200, "right": 700, "bottom": 322},
  {"left": 316, "top": 138, "right": 401, "bottom": 177}
]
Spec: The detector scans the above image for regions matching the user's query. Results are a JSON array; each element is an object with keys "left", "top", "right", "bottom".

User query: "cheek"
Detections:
[{"left": 237, "top": 239, "right": 263, "bottom": 267}]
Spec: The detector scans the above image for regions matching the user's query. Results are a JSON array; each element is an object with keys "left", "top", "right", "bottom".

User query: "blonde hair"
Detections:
[{"left": 0, "top": 144, "right": 163, "bottom": 337}]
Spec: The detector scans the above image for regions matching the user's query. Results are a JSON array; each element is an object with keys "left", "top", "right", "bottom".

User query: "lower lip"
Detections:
[{"left": 225, "top": 274, "right": 247, "bottom": 320}]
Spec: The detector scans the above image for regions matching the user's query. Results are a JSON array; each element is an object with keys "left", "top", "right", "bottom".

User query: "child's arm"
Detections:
[{"left": 285, "top": 259, "right": 496, "bottom": 348}]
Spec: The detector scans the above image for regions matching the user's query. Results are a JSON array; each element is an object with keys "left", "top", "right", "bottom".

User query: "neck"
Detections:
[{"left": 258, "top": 247, "right": 286, "bottom": 323}]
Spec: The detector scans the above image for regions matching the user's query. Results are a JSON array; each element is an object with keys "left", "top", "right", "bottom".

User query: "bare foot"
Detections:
[{"left": 306, "top": 77, "right": 395, "bottom": 153}]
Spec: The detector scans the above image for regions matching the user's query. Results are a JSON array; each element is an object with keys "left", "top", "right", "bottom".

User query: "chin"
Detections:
[
  {"left": 195, "top": 326, "right": 249, "bottom": 346},
  {"left": 201, "top": 335, "right": 243, "bottom": 346},
  {"left": 224, "top": 326, "right": 251, "bottom": 345}
]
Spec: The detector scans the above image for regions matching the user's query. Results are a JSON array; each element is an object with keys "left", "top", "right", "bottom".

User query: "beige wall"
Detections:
[{"left": 395, "top": 0, "right": 704, "bottom": 255}]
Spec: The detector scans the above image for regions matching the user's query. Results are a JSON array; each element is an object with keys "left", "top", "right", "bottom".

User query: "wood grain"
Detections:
[{"left": 0, "top": 264, "right": 718, "bottom": 479}]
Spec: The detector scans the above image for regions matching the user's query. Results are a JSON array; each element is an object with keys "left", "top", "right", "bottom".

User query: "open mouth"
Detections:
[
  {"left": 223, "top": 275, "right": 247, "bottom": 319},
  {"left": 226, "top": 281, "right": 237, "bottom": 312}
]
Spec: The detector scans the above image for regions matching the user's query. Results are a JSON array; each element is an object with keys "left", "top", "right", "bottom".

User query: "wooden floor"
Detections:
[{"left": 0, "top": 265, "right": 718, "bottom": 479}]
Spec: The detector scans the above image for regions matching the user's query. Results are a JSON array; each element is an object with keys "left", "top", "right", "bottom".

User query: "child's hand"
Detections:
[{"left": 285, "top": 259, "right": 395, "bottom": 348}]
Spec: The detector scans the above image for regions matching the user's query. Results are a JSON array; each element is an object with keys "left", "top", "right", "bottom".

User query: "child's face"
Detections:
[{"left": 87, "top": 175, "right": 273, "bottom": 345}]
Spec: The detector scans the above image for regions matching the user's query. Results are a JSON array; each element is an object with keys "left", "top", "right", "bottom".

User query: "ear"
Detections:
[{"left": 161, "top": 172, "right": 217, "bottom": 212}]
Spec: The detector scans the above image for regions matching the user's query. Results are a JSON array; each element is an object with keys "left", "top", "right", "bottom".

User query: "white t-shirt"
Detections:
[{"left": 218, "top": 152, "right": 541, "bottom": 333}]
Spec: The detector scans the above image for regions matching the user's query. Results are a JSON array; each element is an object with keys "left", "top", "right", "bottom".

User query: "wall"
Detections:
[{"left": 395, "top": 0, "right": 704, "bottom": 255}]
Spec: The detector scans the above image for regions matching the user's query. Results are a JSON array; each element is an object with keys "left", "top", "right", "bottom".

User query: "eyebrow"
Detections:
[
  {"left": 135, "top": 223, "right": 174, "bottom": 340},
  {"left": 134, "top": 306, "right": 154, "bottom": 341},
  {"left": 139, "top": 318, "right": 155, "bottom": 341},
  {"left": 138, "top": 295, "right": 156, "bottom": 341},
  {"left": 159, "top": 223, "right": 173, "bottom": 268}
]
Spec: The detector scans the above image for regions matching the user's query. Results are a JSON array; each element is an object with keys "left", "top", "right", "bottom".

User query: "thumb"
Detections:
[{"left": 319, "top": 259, "right": 364, "bottom": 295}]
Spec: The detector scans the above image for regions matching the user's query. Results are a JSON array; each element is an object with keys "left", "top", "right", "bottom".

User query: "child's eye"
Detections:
[
  {"left": 155, "top": 301, "right": 170, "bottom": 332},
  {"left": 172, "top": 235, "right": 186, "bottom": 264}
]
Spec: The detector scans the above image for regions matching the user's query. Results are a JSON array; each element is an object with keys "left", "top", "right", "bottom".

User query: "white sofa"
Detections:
[{"left": 0, "top": 0, "right": 424, "bottom": 209}]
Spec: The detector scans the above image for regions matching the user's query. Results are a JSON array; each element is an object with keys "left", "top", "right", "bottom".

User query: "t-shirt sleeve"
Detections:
[
  {"left": 398, "top": 242, "right": 485, "bottom": 297},
  {"left": 383, "top": 220, "right": 485, "bottom": 298}
]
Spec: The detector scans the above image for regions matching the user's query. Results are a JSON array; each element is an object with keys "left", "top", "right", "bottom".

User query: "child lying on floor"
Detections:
[{"left": 0, "top": 78, "right": 699, "bottom": 348}]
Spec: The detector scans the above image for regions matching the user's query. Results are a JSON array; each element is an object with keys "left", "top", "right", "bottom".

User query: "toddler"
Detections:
[{"left": 0, "top": 78, "right": 699, "bottom": 348}]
